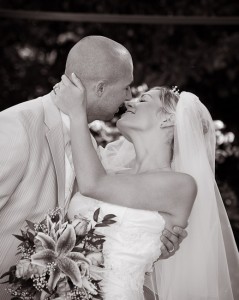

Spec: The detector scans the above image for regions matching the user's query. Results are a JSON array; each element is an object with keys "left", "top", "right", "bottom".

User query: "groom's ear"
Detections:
[{"left": 96, "top": 81, "right": 106, "bottom": 97}]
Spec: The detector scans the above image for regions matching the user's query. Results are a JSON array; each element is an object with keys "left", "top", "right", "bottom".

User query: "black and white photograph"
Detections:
[{"left": 0, "top": 1, "right": 239, "bottom": 299}]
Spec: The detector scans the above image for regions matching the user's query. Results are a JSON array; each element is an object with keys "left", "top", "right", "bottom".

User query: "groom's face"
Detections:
[{"left": 88, "top": 64, "right": 133, "bottom": 122}]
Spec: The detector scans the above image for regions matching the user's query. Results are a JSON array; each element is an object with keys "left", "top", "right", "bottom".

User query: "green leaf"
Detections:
[
  {"left": 102, "top": 214, "right": 116, "bottom": 221},
  {"left": 26, "top": 220, "right": 36, "bottom": 231},
  {"left": 75, "top": 236, "right": 84, "bottom": 246},
  {"left": 102, "top": 220, "right": 116, "bottom": 225},
  {"left": 0, "top": 265, "right": 16, "bottom": 283},
  {"left": 0, "top": 271, "right": 11, "bottom": 280},
  {"left": 93, "top": 208, "right": 100, "bottom": 222},
  {"left": 93, "top": 240, "right": 105, "bottom": 246},
  {"left": 93, "top": 234, "right": 105, "bottom": 238},
  {"left": 12, "top": 234, "right": 26, "bottom": 242},
  {"left": 72, "top": 246, "right": 84, "bottom": 252},
  {"left": 27, "top": 231, "right": 35, "bottom": 242},
  {"left": 95, "top": 223, "right": 109, "bottom": 228}
]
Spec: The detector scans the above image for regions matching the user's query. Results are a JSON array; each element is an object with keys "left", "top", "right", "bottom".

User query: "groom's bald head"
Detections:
[
  {"left": 65, "top": 36, "right": 133, "bottom": 84},
  {"left": 64, "top": 36, "right": 133, "bottom": 122}
]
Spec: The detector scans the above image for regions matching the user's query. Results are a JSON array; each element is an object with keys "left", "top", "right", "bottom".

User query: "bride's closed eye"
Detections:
[{"left": 139, "top": 98, "right": 148, "bottom": 103}]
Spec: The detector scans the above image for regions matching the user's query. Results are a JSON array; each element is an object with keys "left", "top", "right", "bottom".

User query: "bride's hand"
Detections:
[{"left": 54, "top": 73, "right": 86, "bottom": 118}]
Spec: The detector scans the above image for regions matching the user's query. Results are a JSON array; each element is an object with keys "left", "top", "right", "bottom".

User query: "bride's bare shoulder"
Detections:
[
  {"left": 153, "top": 171, "right": 197, "bottom": 206},
  {"left": 152, "top": 171, "right": 197, "bottom": 226}
]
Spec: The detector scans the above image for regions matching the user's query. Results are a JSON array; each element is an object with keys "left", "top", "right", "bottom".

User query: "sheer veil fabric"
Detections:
[{"left": 99, "top": 91, "right": 239, "bottom": 300}]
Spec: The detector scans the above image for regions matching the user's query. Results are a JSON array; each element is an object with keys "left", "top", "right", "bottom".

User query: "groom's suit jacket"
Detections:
[{"left": 0, "top": 93, "right": 66, "bottom": 298}]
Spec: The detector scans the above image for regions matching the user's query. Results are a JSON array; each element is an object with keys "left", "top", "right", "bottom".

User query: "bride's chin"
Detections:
[{"left": 116, "top": 119, "right": 132, "bottom": 142}]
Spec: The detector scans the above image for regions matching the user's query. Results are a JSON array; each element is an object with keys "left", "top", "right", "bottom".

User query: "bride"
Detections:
[{"left": 55, "top": 74, "right": 239, "bottom": 300}]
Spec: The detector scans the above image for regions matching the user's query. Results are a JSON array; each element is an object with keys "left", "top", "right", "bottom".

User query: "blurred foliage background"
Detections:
[{"left": 0, "top": 0, "right": 239, "bottom": 247}]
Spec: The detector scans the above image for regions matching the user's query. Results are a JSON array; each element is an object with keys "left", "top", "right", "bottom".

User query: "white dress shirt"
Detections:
[
  {"left": 60, "top": 112, "right": 99, "bottom": 207},
  {"left": 60, "top": 112, "right": 75, "bottom": 207}
]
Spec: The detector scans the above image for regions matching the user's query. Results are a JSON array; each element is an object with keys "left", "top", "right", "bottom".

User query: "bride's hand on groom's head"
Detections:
[
  {"left": 53, "top": 73, "right": 86, "bottom": 118},
  {"left": 159, "top": 227, "right": 188, "bottom": 259}
]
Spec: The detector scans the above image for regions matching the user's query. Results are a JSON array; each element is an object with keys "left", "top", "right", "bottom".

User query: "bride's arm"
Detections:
[{"left": 55, "top": 74, "right": 196, "bottom": 224}]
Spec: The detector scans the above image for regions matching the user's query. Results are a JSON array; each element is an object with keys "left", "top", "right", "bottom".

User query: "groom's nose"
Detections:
[{"left": 126, "top": 86, "right": 132, "bottom": 100}]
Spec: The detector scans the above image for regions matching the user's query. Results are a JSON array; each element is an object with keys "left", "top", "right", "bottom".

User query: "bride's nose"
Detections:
[{"left": 125, "top": 100, "right": 136, "bottom": 110}]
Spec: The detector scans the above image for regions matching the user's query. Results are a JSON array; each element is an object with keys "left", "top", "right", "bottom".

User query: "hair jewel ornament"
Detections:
[{"left": 171, "top": 86, "right": 180, "bottom": 97}]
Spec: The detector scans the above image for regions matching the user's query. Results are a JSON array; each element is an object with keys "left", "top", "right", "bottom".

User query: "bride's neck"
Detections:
[{"left": 130, "top": 132, "right": 172, "bottom": 174}]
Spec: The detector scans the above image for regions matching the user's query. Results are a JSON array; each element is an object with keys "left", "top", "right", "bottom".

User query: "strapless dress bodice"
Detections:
[{"left": 68, "top": 193, "right": 165, "bottom": 300}]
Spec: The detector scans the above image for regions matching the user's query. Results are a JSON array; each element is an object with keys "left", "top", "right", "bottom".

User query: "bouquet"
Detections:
[{"left": 1, "top": 207, "right": 116, "bottom": 300}]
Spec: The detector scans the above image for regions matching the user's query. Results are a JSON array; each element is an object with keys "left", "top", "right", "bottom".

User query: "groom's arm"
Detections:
[{"left": 0, "top": 112, "right": 29, "bottom": 210}]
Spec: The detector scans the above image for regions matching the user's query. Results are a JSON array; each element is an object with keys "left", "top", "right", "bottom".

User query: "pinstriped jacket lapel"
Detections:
[{"left": 42, "top": 93, "right": 65, "bottom": 209}]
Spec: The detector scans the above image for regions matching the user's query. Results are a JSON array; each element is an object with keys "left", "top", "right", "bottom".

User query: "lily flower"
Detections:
[{"left": 31, "top": 224, "right": 90, "bottom": 291}]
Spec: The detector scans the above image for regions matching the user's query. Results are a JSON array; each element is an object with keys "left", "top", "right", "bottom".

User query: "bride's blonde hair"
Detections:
[
  {"left": 151, "top": 86, "right": 179, "bottom": 148},
  {"left": 151, "top": 86, "right": 179, "bottom": 115}
]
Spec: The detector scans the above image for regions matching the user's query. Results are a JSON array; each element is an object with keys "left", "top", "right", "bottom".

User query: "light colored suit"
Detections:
[{"left": 0, "top": 93, "right": 66, "bottom": 298}]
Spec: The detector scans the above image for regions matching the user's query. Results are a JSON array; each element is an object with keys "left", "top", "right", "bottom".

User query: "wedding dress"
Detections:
[{"left": 68, "top": 193, "right": 165, "bottom": 300}]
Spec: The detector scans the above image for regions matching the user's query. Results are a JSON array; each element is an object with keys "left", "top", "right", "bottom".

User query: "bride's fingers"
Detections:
[
  {"left": 61, "top": 74, "right": 72, "bottom": 86},
  {"left": 55, "top": 81, "right": 65, "bottom": 95},
  {"left": 71, "top": 73, "right": 84, "bottom": 90}
]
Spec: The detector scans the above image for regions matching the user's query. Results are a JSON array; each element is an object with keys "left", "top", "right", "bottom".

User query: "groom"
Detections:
[{"left": 0, "top": 36, "right": 186, "bottom": 298}]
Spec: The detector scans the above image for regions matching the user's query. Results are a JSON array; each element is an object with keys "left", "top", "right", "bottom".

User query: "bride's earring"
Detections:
[{"left": 160, "top": 114, "right": 175, "bottom": 128}]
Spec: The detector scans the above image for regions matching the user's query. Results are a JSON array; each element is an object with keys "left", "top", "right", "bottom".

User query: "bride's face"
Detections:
[{"left": 117, "top": 89, "right": 164, "bottom": 137}]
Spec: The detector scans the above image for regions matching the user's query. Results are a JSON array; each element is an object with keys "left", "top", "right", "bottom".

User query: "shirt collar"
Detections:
[
  {"left": 60, "top": 111, "right": 71, "bottom": 146},
  {"left": 60, "top": 111, "right": 98, "bottom": 151}
]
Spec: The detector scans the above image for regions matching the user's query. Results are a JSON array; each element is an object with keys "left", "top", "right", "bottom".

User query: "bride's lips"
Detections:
[
  {"left": 125, "top": 110, "right": 135, "bottom": 114},
  {"left": 119, "top": 110, "right": 135, "bottom": 119}
]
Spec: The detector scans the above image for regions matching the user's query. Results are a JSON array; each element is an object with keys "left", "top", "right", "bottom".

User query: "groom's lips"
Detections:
[
  {"left": 126, "top": 110, "right": 135, "bottom": 114},
  {"left": 114, "top": 104, "right": 127, "bottom": 117}
]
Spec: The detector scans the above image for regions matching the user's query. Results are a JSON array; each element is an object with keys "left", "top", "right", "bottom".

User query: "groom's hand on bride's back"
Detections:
[{"left": 160, "top": 226, "right": 188, "bottom": 259}]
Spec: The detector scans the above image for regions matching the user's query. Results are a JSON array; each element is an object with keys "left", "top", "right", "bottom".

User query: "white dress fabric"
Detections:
[{"left": 68, "top": 193, "right": 165, "bottom": 300}]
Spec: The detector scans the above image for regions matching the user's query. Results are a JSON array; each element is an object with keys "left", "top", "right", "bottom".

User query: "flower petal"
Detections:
[
  {"left": 57, "top": 256, "right": 82, "bottom": 287},
  {"left": 47, "top": 215, "right": 54, "bottom": 232},
  {"left": 90, "top": 265, "right": 104, "bottom": 281},
  {"left": 48, "top": 265, "right": 61, "bottom": 291},
  {"left": 35, "top": 232, "right": 55, "bottom": 251},
  {"left": 67, "top": 252, "right": 91, "bottom": 265},
  {"left": 86, "top": 252, "right": 104, "bottom": 266},
  {"left": 82, "top": 277, "right": 98, "bottom": 295},
  {"left": 56, "top": 224, "right": 76, "bottom": 255},
  {"left": 31, "top": 249, "right": 57, "bottom": 267}
]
